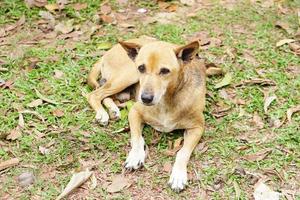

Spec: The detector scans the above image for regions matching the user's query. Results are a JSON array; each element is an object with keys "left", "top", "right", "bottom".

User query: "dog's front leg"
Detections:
[
  {"left": 125, "top": 106, "right": 146, "bottom": 170},
  {"left": 169, "top": 127, "right": 204, "bottom": 192}
]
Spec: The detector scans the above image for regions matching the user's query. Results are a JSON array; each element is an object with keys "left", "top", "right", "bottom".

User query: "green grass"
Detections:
[{"left": 1, "top": 0, "right": 300, "bottom": 199}]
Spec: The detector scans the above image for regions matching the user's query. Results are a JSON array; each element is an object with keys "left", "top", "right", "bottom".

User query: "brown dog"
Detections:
[{"left": 87, "top": 37, "right": 206, "bottom": 191}]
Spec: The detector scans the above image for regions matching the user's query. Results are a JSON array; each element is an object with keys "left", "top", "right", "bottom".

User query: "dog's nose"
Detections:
[{"left": 141, "top": 93, "right": 154, "bottom": 104}]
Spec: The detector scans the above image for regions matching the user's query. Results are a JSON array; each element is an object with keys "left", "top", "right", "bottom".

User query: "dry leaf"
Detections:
[
  {"left": 275, "top": 21, "right": 294, "bottom": 34},
  {"left": 287, "top": 105, "right": 300, "bottom": 123},
  {"left": 6, "top": 127, "right": 22, "bottom": 140},
  {"left": 253, "top": 180, "right": 281, "bottom": 200},
  {"left": 27, "top": 99, "right": 43, "bottom": 108},
  {"left": 39, "top": 146, "right": 50, "bottom": 155},
  {"left": 180, "top": 0, "right": 195, "bottom": 6},
  {"left": 242, "top": 148, "right": 272, "bottom": 161},
  {"left": 233, "top": 180, "right": 241, "bottom": 199},
  {"left": 100, "top": 5, "right": 112, "bottom": 15},
  {"left": 264, "top": 95, "right": 276, "bottom": 113},
  {"left": 173, "top": 137, "right": 183, "bottom": 149},
  {"left": 19, "top": 110, "right": 45, "bottom": 122},
  {"left": 52, "top": 109, "right": 64, "bottom": 117},
  {"left": 72, "top": 3, "right": 87, "bottom": 11},
  {"left": 35, "top": 89, "right": 59, "bottom": 105},
  {"left": 235, "top": 78, "right": 276, "bottom": 87},
  {"left": 54, "top": 70, "right": 64, "bottom": 79},
  {"left": 18, "top": 113, "right": 25, "bottom": 128},
  {"left": 89, "top": 173, "right": 97, "bottom": 190},
  {"left": 276, "top": 39, "right": 295, "bottom": 47},
  {"left": 55, "top": 21, "right": 74, "bottom": 34},
  {"left": 197, "top": 141, "right": 209, "bottom": 154},
  {"left": 45, "top": 3, "right": 59, "bottom": 12},
  {"left": 214, "top": 73, "right": 232, "bottom": 89},
  {"left": 0, "top": 158, "right": 20, "bottom": 171},
  {"left": 163, "top": 161, "right": 172, "bottom": 173},
  {"left": 100, "top": 15, "right": 114, "bottom": 23},
  {"left": 56, "top": 170, "right": 93, "bottom": 200},
  {"left": 252, "top": 113, "right": 264, "bottom": 129},
  {"left": 107, "top": 175, "right": 130, "bottom": 193},
  {"left": 25, "top": 0, "right": 47, "bottom": 8}
]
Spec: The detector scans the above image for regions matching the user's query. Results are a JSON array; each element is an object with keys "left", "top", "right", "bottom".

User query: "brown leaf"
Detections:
[
  {"left": 54, "top": 70, "right": 64, "bottom": 79},
  {"left": 276, "top": 39, "right": 295, "bottom": 47},
  {"left": 18, "top": 113, "right": 25, "bottom": 128},
  {"left": 39, "top": 146, "right": 50, "bottom": 155},
  {"left": 0, "top": 79, "right": 14, "bottom": 89},
  {"left": 197, "top": 141, "right": 209, "bottom": 154},
  {"left": 163, "top": 161, "right": 172, "bottom": 173},
  {"left": 180, "top": 0, "right": 195, "bottom": 6},
  {"left": 173, "top": 137, "right": 183, "bottom": 149},
  {"left": 54, "top": 21, "right": 74, "bottom": 34},
  {"left": 0, "top": 158, "right": 20, "bottom": 171},
  {"left": 275, "top": 21, "right": 294, "bottom": 35},
  {"left": 25, "top": 0, "right": 47, "bottom": 8},
  {"left": 287, "top": 105, "right": 300, "bottom": 123},
  {"left": 72, "top": 3, "right": 87, "bottom": 11},
  {"left": 35, "top": 89, "right": 59, "bottom": 105},
  {"left": 1, "top": 15, "right": 26, "bottom": 37},
  {"left": 100, "top": 15, "right": 114, "bottom": 24},
  {"left": 235, "top": 78, "right": 276, "bottom": 87},
  {"left": 6, "top": 127, "right": 22, "bottom": 140},
  {"left": 19, "top": 110, "right": 45, "bottom": 122},
  {"left": 100, "top": 5, "right": 112, "bottom": 15},
  {"left": 289, "top": 42, "right": 300, "bottom": 53},
  {"left": 158, "top": 2, "right": 178, "bottom": 12},
  {"left": 27, "top": 99, "right": 43, "bottom": 108},
  {"left": 253, "top": 180, "right": 280, "bottom": 200},
  {"left": 52, "top": 109, "right": 64, "bottom": 117},
  {"left": 242, "top": 148, "right": 272, "bottom": 161},
  {"left": 45, "top": 3, "right": 60, "bottom": 12},
  {"left": 264, "top": 95, "right": 276, "bottom": 113},
  {"left": 252, "top": 113, "right": 264, "bottom": 129},
  {"left": 107, "top": 175, "right": 130, "bottom": 193},
  {"left": 56, "top": 170, "right": 93, "bottom": 200}
]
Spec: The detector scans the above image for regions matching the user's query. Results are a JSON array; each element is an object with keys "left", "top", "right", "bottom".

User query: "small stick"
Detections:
[{"left": 0, "top": 158, "right": 20, "bottom": 171}]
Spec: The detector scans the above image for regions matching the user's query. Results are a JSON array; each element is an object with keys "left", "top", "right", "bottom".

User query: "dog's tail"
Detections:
[{"left": 87, "top": 59, "right": 102, "bottom": 89}]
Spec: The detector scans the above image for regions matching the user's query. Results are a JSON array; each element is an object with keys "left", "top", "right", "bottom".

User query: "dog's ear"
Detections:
[
  {"left": 175, "top": 41, "right": 199, "bottom": 62},
  {"left": 119, "top": 41, "right": 141, "bottom": 60}
]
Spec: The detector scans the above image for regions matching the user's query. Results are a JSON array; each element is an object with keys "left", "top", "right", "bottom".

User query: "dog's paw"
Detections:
[
  {"left": 95, "top": 110, "right": 109, "bottom": 126},
  {"left": 109, "top": 109, "right": 121, "bottom": 121},
  {"left": 168, "top": 168, "right": 188, "bottom": 192},
  {"left": 125, "top": 148, "right": 146, "bottom": 170}
]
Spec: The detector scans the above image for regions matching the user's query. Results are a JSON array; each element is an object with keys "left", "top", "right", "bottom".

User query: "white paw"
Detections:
[
  {"left": 125, "top": 147, "right": 146, "bottom": 170},
  {"left": 95, "top": 110, "right": 109, "bottom": 126},
  {"left": 109, "top": 108, "right": 121, "bottom": 120},
  {"left": 168, "top": 167, "right": 188, "bottom": 192}
]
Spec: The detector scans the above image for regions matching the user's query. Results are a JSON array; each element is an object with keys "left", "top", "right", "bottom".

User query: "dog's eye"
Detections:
[
  {"left": 138, "top": 64, "right": 146, "bottom": 73},
  {"left": 159, "top": 68, "right": 170, "bottom": 75}
]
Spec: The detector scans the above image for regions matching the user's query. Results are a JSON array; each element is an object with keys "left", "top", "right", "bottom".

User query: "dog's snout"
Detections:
[{"left": 141, "top": 93, "right": 154, "bottom": 104}]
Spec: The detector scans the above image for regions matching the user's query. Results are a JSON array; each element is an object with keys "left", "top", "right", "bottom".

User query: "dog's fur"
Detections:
[{"left": 87, "top": 36, "right": 206, "bottom": 191}]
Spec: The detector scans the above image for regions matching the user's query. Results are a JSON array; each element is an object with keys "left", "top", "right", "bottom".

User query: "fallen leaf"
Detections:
[
  {"left": 52, "top": 109, "right": 64, "bottom": 117},
  {"left": 242, "top": 148, "right": 272, "bottom": 161},
  {"left": 197, "top": 141, "right": 209, "bottom": 154},
  {"left": 54, "top": 70, "right": 64, "bottom": 79},
  {"left": 6, "top": 127, "right": 22, "bottom": 140},
  {"left": 72, "top": 3, "right": 87, "bottom": 11},
  {"left": 56, "top": 170, "right": 93, "bottom": 200},
  {"left": 25, "top": 0, "right": 47, "bottom": 8},
  {"left": 19, "top": 110, "right": 45, "bottom": 122},
  {"left": 107, "top": 175, "right": 130, "bottom": 193},
  {"left": 0, "top": 158, "right": 20, "bottom": 171},
  {"left": 55, "top": 21, "right": 74, "bottom": 34},
  {"left": 253, "top": 180, "right": 281, "bottom": 200},
  {"left": 100, "top": 4, "right": 112, "bottom": 15},
  {"left": 45, "top": 3, "right": 59, "bottom": 12},
  {"left": 173, "top": 137, "right": 183, "bottom": 149},
  {"left": 214, "top": 73, "right": 232, "bottom": 89},
  {"left": 235, "top": 78, "right": 276, "bottom": 87},
  {"left": 39, "top": 11, "right": 55, "bottom": 26},
  {"left": 27, "top": 99, "right": 43, "bottom": 108},
  {"left": 100, "top": 15, "right": 114, "bottom": 24},
  {"left": 287, "top": 105, "right": 300, "bottom": 123},
  {"left": 276, "top": 39, "right": 295, "bottom": 47},
  {"left": 18, "top": 113, "right": 25, "bottom": 128},
  {"left": 252, "top": 113, "right": 264, "bottom": 129},
  {"left": 18, "top": 172, "right": 35, "bottom": 187},
  {"left": 180, "top": 0, "right": 195, "bottom": 6},
  {"left": 89, "top": 173, "right": 97, "bottom": 189},
  {"left": 39, "top": 146, "right": 50, "bottom": 155},
  {"left": 163, "top": 161, "right": 172, "bottom": 173},
  {"left": 35, "top": 89, "right": 59, "bottom": 105},
  {"left": 264, "top": 95, "right": 276, "bottom": 113},
  {"left": 289, "top": 42, "right": 300, "bottom": 54},
  {"left": 275, "top": 21, "right": 294, "bottom": 34}
]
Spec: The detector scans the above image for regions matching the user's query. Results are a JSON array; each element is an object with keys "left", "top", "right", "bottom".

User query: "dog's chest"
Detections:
[{"left": 145, "top": 111, "right": 177, "bottom": 133}]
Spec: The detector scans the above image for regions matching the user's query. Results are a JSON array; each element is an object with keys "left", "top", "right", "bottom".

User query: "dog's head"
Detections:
[{"left": 120, "top": 41, "right": 199, "bottom": 106}]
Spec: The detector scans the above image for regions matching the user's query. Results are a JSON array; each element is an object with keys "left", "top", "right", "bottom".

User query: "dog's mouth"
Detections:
[{"left": 142, "top": 102, "right": 154, "bottom": 106}]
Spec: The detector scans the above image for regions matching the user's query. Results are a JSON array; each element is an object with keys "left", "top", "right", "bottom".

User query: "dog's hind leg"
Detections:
[{"left": 103, "top": 97, "right": 121, "bottom": 120}]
